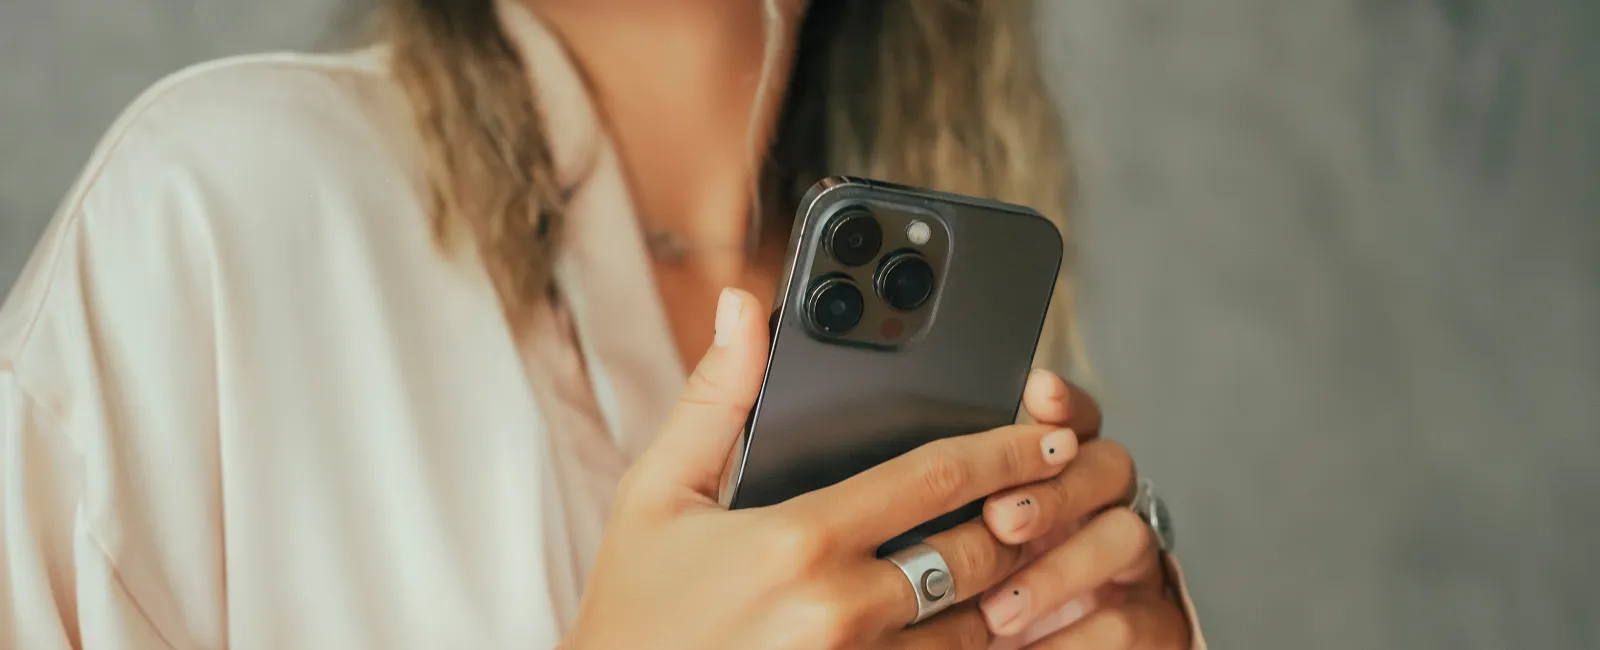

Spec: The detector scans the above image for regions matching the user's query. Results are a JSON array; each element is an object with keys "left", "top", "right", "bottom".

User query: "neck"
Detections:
[{"left": 529, "top": 2, "right": 799, "bottom": 252}]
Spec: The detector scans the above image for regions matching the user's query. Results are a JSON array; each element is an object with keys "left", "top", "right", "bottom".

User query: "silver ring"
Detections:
[
  {"left": 884, "top": 543, "right": 956, "bottom": 625},
  {"left": 1129, "top": 479, "right": 1176, "bottom": 553}
]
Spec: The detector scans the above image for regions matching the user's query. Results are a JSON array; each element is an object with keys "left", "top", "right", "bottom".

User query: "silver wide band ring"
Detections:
[
  {"left": 1129, "top": 478, "right": 1176, "bottom": 553},
  {"left": 884, "top": 543, "right": 956, "bottom": 625}
]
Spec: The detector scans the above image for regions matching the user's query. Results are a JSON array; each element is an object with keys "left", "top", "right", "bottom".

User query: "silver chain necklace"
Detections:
[{"left": 641, "top": 219, "right": 761, "bottom": 266}]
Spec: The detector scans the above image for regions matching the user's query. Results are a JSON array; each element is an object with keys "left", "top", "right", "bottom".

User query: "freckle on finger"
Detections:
[{"left": 984, "top": 493, "right": 1040, "bottom": 539}]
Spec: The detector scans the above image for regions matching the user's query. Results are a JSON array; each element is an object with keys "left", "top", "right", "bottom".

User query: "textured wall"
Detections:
[
  {"left": 2, "top": 1, "right": 1597, "bottom": 648},
  {"left": 1045, "top": 1, "right": 1599, "bottom": 648}
]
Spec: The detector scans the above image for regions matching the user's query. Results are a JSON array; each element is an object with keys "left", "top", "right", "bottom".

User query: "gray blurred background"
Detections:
[{"left": 2, "top": 1, "right": 1596, "bottom": 648}]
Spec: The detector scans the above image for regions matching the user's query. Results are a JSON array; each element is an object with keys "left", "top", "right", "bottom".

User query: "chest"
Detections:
[
  {"left": 207, "top": 288, "right": 636, "bottom": 648},
  {"left": 183, "top": 127, "right": 694, "bottom": 647}
]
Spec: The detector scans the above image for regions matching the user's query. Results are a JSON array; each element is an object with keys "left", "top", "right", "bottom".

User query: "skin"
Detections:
[
  {"left": 564, "top": 290, "right": 1189, "bottom": 649},
  {"left": 534, "top": 0, "right": 795, "bottom": 370},
  {"left": 532, "top": 2, "right": 1191, "bottom": 648}
]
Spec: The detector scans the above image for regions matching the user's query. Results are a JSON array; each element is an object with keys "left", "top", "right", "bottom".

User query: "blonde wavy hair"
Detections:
[{"left": 380, "top": 0, "right": 1081, "bottom": 370}]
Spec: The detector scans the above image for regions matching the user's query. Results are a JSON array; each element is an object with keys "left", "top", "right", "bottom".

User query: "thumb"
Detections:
[{"left": 633, "top": 287, "right": 770, "bottom": 501}]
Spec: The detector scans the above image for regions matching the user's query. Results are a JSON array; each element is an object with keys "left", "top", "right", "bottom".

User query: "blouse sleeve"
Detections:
[
  {"left": 1, "top": 378, "right": 200, "bottom": 650},
  {"left": 1, "top": 103, "right": 228, "bottom": 649}
]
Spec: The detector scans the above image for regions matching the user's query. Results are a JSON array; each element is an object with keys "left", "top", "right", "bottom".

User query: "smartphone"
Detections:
[{"left": 718, "top": 176, "right": 1065, "bottom": 552}]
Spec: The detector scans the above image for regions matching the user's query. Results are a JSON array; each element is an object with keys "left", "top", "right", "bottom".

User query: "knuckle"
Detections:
[
  {"left": 1105, "top": 507, "right": 1154, "bottom": 552},
  {"left": 681, "top": 369, "right": 747, "bottom": 423},
  {"left": 683, "top": 363, "right": 729, "bottom": 400},
  {"left": 761, "top": 515, "right": 835, "bottom": 568},
  {"left": 918, "top": 447, "right": 971, "bottom": 503},
  {"left": 999, "top": 432, "right": 1035, "bottom": 479},
  {"left": 1088, "top": 438, "right": 1139, "bottom": 499},
  {"left": 1043, "top": 542, "right": 1098, "bottom": 592},
  {"left": 949, "top": 534, "right": 1003, "bottom": 584},
  {"left": 1045, "top": 466, "right": 1075, "bottom": 503},
  {"left": 1094, "top": 440, "right": 1137, "bottom": 494}
]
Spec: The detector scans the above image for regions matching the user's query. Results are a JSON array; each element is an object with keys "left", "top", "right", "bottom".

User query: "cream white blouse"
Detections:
[{"left": 0, "top": 5, "right": 1201, "bottom": 649}]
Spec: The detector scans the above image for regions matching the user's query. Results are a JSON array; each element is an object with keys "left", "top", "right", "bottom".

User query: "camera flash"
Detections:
[{"left": 906, "top": 220, "right": 932, "bottom": 245}]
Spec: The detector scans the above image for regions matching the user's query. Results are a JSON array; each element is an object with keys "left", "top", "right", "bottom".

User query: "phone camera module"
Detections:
[
  {"left": 826, "top": 209, "right": 883, "bottom": 267},
  {"left": 806, "top": 276, "right": 865, "bottom": 335},
  {"left": 876, "top": 252, "right": 936, "bottom": 311}
]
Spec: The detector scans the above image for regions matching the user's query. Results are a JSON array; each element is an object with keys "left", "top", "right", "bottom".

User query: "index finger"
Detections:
[{"left": 787, "top": 423, "right": 1079, "bottom": 548}]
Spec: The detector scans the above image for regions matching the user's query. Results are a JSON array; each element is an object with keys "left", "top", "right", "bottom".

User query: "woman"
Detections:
[{"left": 0, "top": 1, "right": 1203, "bottom": 648}]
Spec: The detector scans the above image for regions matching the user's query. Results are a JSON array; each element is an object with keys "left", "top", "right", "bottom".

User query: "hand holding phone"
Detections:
[
  {"left": 566, "top": 180, "right": 1194, "bottom": 649},
  {"left": 720, "top": 176, "right": 1066, "bottom": 553},
  {"left": 563, "top": 288, "right": 1080, "bottom": 650}
]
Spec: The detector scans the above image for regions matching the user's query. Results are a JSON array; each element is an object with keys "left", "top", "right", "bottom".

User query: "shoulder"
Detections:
[
  {"left": 80, "top": 48, "right": 414, "bottom": 200},
  {"left": 43, "top": 47, "right": 421, "bottom": 243},
  {"left": 0, "top": 49, "right": 426, "bottom": 363},
  {"left": 112, "top": 47, "right": 398, "bottom": 133}
]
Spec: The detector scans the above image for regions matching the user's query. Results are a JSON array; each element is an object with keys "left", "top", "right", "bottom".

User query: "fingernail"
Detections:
[
  {"left": 713, "top": 289, "right": 742, "bottom": 347},
  {"left": 1028, "top": 368, "right": 1051, "bottom": 388},
  {"left": 1056, "top": 597, "right": 1089, "bottom": 625},
  {"left": 1024, "top": 368, "right": 1062, "bottom": 398},
  {"left": 1041, "top": 428, "right": 1076, "bottom": 465},
  {"left": 990, "top": 494, "right": 1039, "bottom": 536},
  {"left": 980, "top": 586, "right": 1030, "bottom": 635},
  {"left": 1031, "top": 368, "right": 1066, "bottom": 400}
]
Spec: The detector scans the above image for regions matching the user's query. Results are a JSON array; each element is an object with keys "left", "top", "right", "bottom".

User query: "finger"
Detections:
[
  {"left": 856, "top": 518, "right": 1022, "bottom": 627},
  {"left": 1019, "top": 369, "right": 1068, "bottom": 424},
  {"left": 1112, "top": 531, "right": 1165, "bottom": 588},
  {"left": 791, "top": 424, "right": 1080, "bottom": 548},
  {"left": 627, "top": 288, "right": 768, "bottom": 500},
  {"left": 883, "top": 603, "right": 993, "bottom": 650},
  {"left": 979, "top": 508, "right": 1155, "bottom": 637},
  {"left": 1020, "top": 370, "right": 1102, "bottom": 441},
  {"left": 1004, "top": 592, "right": 1100, "bottom": 648},
  {"left": 1023, "top": 596, "right": 1191, "bottom": 650},
  {"left": 982, "top": 439, "right": 1136, "bottom": 545}
]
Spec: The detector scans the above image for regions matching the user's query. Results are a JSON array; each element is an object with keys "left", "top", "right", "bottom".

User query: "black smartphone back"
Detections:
[{"left": 719, "top": 177, "right": 1064, "bottom": 548}]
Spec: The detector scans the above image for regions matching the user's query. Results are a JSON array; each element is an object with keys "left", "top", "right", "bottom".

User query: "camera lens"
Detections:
[
  {"left": 876, "top": 252, "right": 936, "bottom": 311},
  {"left": 826, "top": 210, "right": 883, "bottom": 267},
  {"left": 806, "top": 276, "right": 865, "bottom": 335}
]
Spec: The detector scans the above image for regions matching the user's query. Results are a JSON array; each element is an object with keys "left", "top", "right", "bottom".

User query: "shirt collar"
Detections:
[
  {"left": 496, "top": 0, "right": 603, "bottom": 189},
  {"left": 497, "top": 0, "right": 686, "bottom": 460}
]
